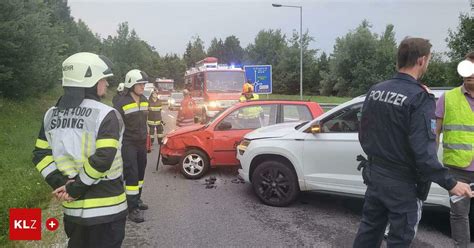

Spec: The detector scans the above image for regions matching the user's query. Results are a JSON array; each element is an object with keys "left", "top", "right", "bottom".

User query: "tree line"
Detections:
[{"left": 0, "top": 0, "right": 472, "bottom": 99}]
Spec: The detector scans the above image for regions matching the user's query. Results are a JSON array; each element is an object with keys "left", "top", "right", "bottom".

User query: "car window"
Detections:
[
  {"left": 321, "top": 103, "right": 362, "bottom": 133},
  {"left": 217, "top": 104, "right": 277, "bottom": 130},
  {"left": 282, "top": 104, "right": 313, "bottom": 123}
]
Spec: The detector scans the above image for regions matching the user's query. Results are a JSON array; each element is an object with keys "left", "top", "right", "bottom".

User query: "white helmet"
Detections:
[
  {"left": 124, "top": 69, "right": 148, "bottom": 88},
  {"left": 117, "top": 83, "right": 125, "bottom": 92},
  {"left": 62, "top": 52, "right": 113, "bottom": 88}
]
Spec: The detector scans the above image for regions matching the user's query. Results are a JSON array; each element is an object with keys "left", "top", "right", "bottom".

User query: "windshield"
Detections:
[
  {"left": 204, "top": 109, "right": 227, "bottom": 127},
  {"left": 295, "top": 121, "right": 310, "bottom": 130},
  {"left": 206, "top": 71, "right": 244, "bottom": 92},
  {"left": 171, "top": 93, "right": 183, "bottom": 99},
  {"left": 157, "top": 83, "right": 173, "bottom": 91}
]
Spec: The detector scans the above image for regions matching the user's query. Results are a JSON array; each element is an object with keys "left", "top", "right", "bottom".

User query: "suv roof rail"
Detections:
[{"left": 431, "top": 87, "right": 453, "bottom": 90}]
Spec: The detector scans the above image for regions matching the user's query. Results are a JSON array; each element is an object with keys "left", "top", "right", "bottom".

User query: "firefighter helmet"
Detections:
[
  {"left": 124, "top": 69, "right": 148, "bottom": 88},
  {"left": 62, "top": 52, "right": 113, "bottom": 88},
  {"left": 117, "top": 83, "right": 125, "bottom": 92}
]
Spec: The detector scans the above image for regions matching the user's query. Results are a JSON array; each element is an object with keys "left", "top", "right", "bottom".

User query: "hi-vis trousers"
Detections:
[{"left": 122, "top": 140, "right": 147, "bottom": 210}]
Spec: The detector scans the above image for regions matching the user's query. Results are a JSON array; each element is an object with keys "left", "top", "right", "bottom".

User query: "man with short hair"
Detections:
[
  {"left": 435, "top": 51, "right": 474, "bottom": 248},
  {"left": 32, "top": 52, "right": 127, "bottom": 247},
  {"left": 353, "top": 38, "right": 472, "bottom": 247}
]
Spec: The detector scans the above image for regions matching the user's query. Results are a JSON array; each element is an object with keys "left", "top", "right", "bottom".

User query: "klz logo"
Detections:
[{"left": 9, "top": 208, "right": 41, "bottom": 240}]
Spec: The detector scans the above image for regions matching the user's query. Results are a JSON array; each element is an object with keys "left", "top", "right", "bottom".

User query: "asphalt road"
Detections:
[{"left": 122, "top": 108, "right": 456, "bottom": 248}]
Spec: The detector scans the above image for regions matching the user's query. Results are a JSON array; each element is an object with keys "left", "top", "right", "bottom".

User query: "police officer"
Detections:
[
  {"left": 32, "top": 52, "right": 127, "bottom": 247},
  {"left": 114, "top": 69, "right": 149, "bottom": 223},
  {"left": 353, "top": 38, "right": 472, "bottom": 247}
]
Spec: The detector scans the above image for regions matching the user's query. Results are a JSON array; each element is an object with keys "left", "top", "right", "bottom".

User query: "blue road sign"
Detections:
[{"left": 244, "top": 65, "right": 272, "bottom": 94}]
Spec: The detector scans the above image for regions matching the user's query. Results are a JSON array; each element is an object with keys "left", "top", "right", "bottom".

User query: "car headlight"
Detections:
[
  {"left": 237, "top": 139, "right": 251, "bottom": 155},
  {"left": 170, "top": 99, "right": 176, "bottom": 104},
  {"left": 208, "top": 101, "right": 218, "bottom": 108}
]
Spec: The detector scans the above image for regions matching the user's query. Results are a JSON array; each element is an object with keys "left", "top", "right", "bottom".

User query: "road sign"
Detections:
[{"left": 244, "top": 65, "right": 272, "bottom": 94}]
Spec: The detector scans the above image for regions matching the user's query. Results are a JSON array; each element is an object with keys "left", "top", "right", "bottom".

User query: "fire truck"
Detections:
[
  {"left": 155, "top": 78, "right": 174, "bottom": 103},
  {"left": 184, "top": 57, "right": 245, "bottom": 119}
]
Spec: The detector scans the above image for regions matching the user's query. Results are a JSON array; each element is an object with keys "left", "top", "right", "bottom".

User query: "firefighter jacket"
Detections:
[
  {"left": 147, "top": 96, "right": 162, "bottom": 125},
  {"left": 33, "top": 98, "right": 127, "bottom": 226},
  {"left": 442, "top": 86, "right": 474, "bottom": 168},
  {"left": 114, "top": 93, "right": 149, "bottom": 142}
]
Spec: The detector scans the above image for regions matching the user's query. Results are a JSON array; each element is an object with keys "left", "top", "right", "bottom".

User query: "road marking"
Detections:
[{"left": 168, "top": 114, "right": 175, "bottom": 119}]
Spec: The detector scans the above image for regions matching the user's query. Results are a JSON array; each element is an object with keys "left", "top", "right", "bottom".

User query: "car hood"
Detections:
[
  {"left": 167, "top": 124, "right": 205, "bottom": 137},
  {"left": 245, "top": 122, "right": 300, "bottom": 140}
]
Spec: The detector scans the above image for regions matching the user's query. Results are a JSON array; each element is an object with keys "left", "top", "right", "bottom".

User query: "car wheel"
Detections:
[
  {"left": 252, "top": 160, "right": 299, "bottom": 207},
  {"left": 180, "top": 149, "right": 209, "bottom": 179}
]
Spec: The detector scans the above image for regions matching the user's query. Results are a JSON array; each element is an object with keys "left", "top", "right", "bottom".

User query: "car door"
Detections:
[
  {"left": 302, "top": 102, "right": 367, "bottom": 195},
  {"left": 212, "top": 104, "right": 277, "bottom": 165}
]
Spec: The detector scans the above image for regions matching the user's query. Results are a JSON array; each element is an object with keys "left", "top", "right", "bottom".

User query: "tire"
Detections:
[
  {"left": 179, "top": 149, "right": 210, "bottom": 179},
  {"left": 251, "top": 160, "right": 299, "bottom": 207}
]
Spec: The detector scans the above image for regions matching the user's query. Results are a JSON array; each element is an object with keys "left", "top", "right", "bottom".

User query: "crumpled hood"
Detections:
[
  {"left": 245, "top": 122, "right": 300, "bottom": 140},
  {"left": 167, "top": 124, "right": 205, "bottom": 137}
]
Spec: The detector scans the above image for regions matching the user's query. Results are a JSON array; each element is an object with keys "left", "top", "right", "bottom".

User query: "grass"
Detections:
[
  {"left": 267, "top": 94, "right": 351, "bottom": 104},
  {"left": 0, "top": 87, "right": 115, "bottom": 246}
]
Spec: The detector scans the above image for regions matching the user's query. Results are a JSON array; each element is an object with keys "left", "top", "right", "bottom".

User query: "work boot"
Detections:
[
  {"left": 128, "top": 208, "right": 144, "bottom": 223},
  {"left": 138, "top": 199, "right": 149, "bottom": 210}
]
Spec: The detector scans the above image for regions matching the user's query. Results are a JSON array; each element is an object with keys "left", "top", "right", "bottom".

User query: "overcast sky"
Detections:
[{"left": 68, "top": 0, "right": 472, "bottom": 57}]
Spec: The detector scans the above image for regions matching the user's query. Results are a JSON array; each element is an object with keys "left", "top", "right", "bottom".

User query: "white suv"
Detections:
[{"left": 237, "top": 90, "right": 452, "bottom": 208}]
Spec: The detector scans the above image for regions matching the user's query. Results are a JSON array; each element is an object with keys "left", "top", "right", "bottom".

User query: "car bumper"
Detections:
[
  {"left": 160, "top": 145, "right": 184, "bottom": 165},
  {"left": 236, "top": 148, "right": 251, "bottom": 183}
]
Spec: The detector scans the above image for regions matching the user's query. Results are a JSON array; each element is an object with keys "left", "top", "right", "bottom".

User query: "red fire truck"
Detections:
[
  {"left": 184, "top": 57, "right": 245, "bottom": 119},
  {"left": 155, "top": 78, "right": 174, "bottom": 103}
]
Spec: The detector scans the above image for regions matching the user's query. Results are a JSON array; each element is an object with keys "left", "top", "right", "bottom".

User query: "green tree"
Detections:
[
  {"left": 245, "top": 29, "right": 287, "bottom": 65},
  {"left": 422, "top": 52, "right": 452, "bottom": 87},
  {"left": 445, "top": 13, "right": 474, "bottom": 86},
  {"left": 223, "top": 35, "right": 244, "bottom": 64},
  {"left": 0, "top": 0, "right": 62, "bottom": 98},
  {"left": 207, "top": 38, "right": 225, "bottom": 62},
  {"left": 158, "top": 54, "right": 187, "bottom": 89},
  {"left": 321, "top": 21, "right": 397, "bottom": 96},
  {"left": 183, "top": 36, "right": 206, "bottom": 67}
]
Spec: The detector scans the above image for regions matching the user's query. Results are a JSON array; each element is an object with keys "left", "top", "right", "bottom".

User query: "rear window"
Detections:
[{"left": 282, "top": 105, "right": 312, "bottom": 123}]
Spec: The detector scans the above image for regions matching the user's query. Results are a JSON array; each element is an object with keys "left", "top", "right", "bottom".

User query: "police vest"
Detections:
[
  {"left": 43, "top": 99, "right": 127, "bottom": 224},
  {"left": 443, "top": 87, "right": 474, "bottom": 168},
  {"left": 148, "top": 97, "right": 162, "bottom": 125}
]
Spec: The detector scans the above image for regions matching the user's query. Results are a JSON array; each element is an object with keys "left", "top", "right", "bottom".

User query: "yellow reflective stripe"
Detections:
[
  {"left": 36, "top": 155, "right": 54, "bottom": 172},
  {"left": 35, "top": 139, "right": 50, "bottom": 149},
  {"left": 62, "top": 193, "right": 126, "bottom": 209},
  {"left": 149, "top": 107, "right": 162, "bottom": 111},
  {"left": 96, "top": 139, "right": 119, "bottom": 149},
  {"left": 140, "top": 102, "right": 149, "bottom": 108},
  {"left": 84, "top": 160, "right": 104, "bottom": 179},
  {"left": 126, "top": 185, "right": 139, "bottom": 191},
  {"left": 139, "top": 180, "right": 144, "bottom": 187},
  {"left": 123, "top": 102, "right": 138, "bottom": 111}
]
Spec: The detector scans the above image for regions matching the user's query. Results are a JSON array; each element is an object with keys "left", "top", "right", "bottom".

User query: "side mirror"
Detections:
[
  {"left": 194, "top": 116, "right": 201, "bottom": 124},
  {"left": 217, "top": 121, "right": 232, "bottom": 131},
  {"left": 310, "top": 123, "right": 322, "bottom": 134}
]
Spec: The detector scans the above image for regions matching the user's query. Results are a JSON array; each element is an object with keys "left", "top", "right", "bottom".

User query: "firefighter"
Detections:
[
  {"left": 176, "top": 89, "right": 196, "bottom": 127},
  {"left": 112, "top": 82, "right": 125, "bottom": 106},
  {"left": 242, "top": 79, "right": 254, "bottom": 94},
  {"left": 32, "top": 52, "right": 127, "bottom": 247},
  {"left": 238, "top": 82, "right": 262, "bottom": 128},
  {"left": 114, "top": 69, "right": 149, "bottom": 223},
  {"left": 148, "top": 88, "right": 164, "bottom": 144}
]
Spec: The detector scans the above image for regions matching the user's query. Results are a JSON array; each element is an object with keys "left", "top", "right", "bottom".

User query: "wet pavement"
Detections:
[{"left": 122, "top": 108, "right": 456, "bottom": 248}]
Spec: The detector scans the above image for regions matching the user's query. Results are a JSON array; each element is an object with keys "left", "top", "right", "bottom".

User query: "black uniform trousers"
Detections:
[
  {"left": 122, "top": 140, "right": 147, "bottom": 210},
  {"left": 64, "top": 218, "right": 126, "bottom": 248},
  {"left": 148, "top": 124, "right": 163, "bottom": 143},
  {"left": 353, "top": 166, "right": 423, "bottom": 248}
]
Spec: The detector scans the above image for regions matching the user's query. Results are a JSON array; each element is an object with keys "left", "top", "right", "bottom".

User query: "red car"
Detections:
[{"left": 161, "top": 100, "right": 324, "bottom": 179}]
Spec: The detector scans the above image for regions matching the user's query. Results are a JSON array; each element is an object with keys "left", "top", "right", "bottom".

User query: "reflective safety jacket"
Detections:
[
  {"left": 442, "top": 86, "right": 474, "bottom": 168},
  {"left": 177, "top": 96, "right": 196, "bottom": 127},
  {"left": 239, "top": 94, "right": 262, "bottom": 119},
  {"left": 147, "top": 96, "right": 162, "bottom": 126},
  {"left": 114, "top": 93, "right": 149, "bottom": 142},
  {"left": 33, "top": 98, "right": 127, "bottom": 226}
]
